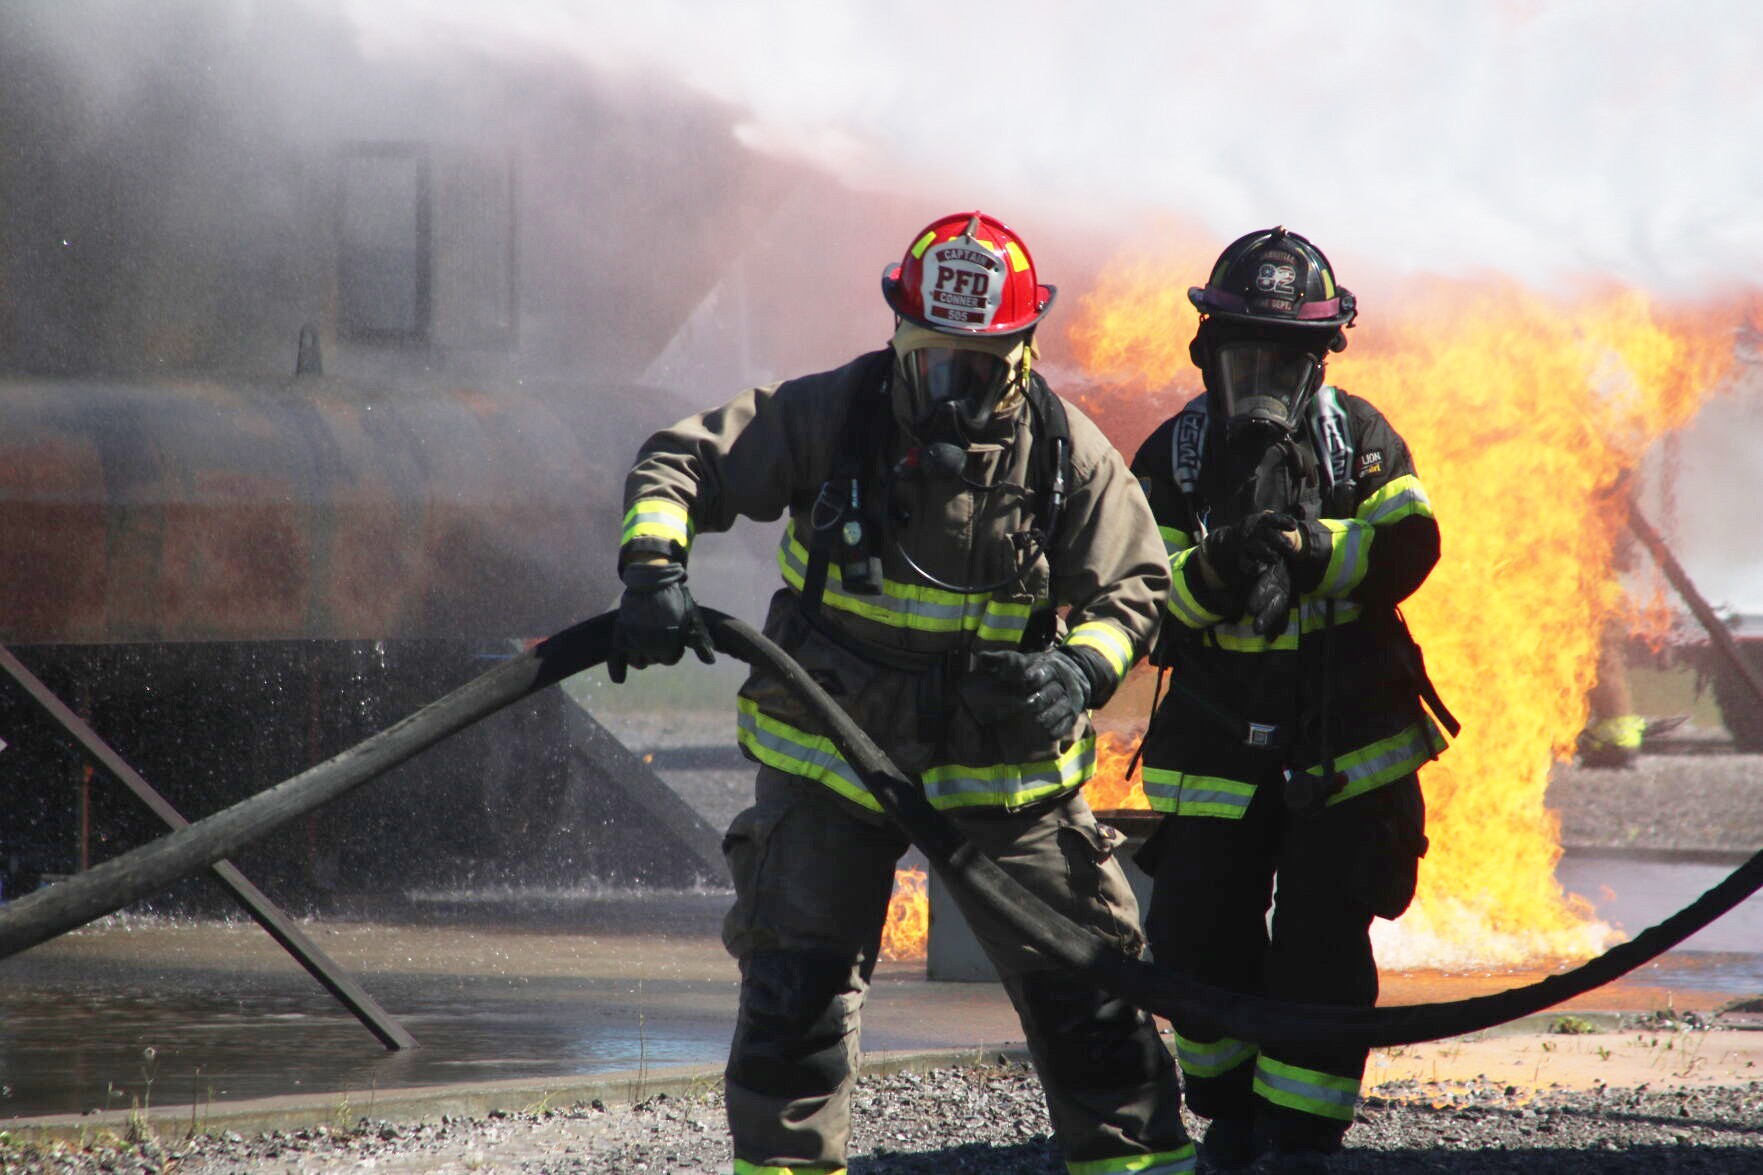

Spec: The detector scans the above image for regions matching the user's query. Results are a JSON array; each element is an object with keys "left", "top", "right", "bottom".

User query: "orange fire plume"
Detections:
[
  {"left": 1066, "top": 249, "right": 1742, "bottom": 969},
  {"left": 882, "top": 867, "right": 930, "bottom": 962}
]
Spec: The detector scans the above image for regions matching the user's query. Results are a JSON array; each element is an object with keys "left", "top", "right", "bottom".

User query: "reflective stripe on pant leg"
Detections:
[
  {"left": 732, "top": 1161, "right": 846, "bottom": 1175},
  {"left": 1065, "top": 1143, "right": 1196, "bottom": 1174},
  {"left": 1251, "top": 1055, "right": 1360, "bottom": 1121},
  {"left": 1171, "top": 1030, "right": 1257, "bottom": 1081}
]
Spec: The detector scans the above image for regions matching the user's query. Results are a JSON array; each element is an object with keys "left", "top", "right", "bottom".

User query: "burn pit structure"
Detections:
[{"left": 0, "top": 4, "right": 809, "bottom": 906}]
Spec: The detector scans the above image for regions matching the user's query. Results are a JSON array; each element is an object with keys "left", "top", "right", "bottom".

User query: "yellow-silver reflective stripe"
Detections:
[
  {"left": 1204, "top": 598, "right": 1364, "bottom": 653},
  {"left": 622, "top": 497, "right": 693, "bottom": 550},
  {"left": 1252, "top": 1056, "right": 1359, "bottom": 1121},
  {"left": 1315, "top": 517, "right": 1371, "bottom": 595},
  {"left": 1065, "top": 1143, "right": 1197, "bottom": 1175},
  {"left": 732, "top": 1160, "right": 846, "bottom": 1175},
  {"left": 1357, "top": 473, "right": 1434, "bottom": 526},
  {"left": 1066, "top": 620, "right": 1134, "bottom": 680},
  {"left": 1166, "top": 548, "right": 1225, "bottom": 629},
  {"left": 739, "top": 698, "right": 1092, "bottom": 812},
  {"left": 776, "top": 523, "right": 1036, "bottom": 640},
  {"left": 737, "top": 697, "right": 883, "bottom": 813},
  {"left": 1157, "top": 525, "right": 1193, "bottom": 561},
  {"left": 1173, "top": 1031, "right": 1257, "bottom": 1078},
  {"left": 922, "top": 736, "right": 1094, "bottom": 810},
  {"left": 1313, "top": 717, "right": 1448, "bottom": 805},
  {"left": 1141, "top": 769, "right": 1255, "bottom": 819}
]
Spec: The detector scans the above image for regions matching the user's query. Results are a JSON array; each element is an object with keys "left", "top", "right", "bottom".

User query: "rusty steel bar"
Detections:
[
  {"left": 0, "top": 642, "right": 416, "bottom": 1050},
  {"left": 1625, "top": 495, "right": 1763, "bottom": 716}
]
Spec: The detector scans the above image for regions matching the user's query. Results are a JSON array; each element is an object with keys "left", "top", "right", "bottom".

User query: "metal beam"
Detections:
[{"left": 0, "top": 643, "right": 416, "bottom": 1051}]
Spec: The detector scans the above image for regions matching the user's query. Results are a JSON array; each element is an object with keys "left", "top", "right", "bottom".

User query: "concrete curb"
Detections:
[{"left": 0, "top": 1043, "right": 1034, "bottom": 1146}]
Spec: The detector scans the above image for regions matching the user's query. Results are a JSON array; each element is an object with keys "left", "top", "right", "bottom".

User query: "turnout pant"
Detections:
[
  {"left": 1141, "top": 773, "right": 1426, "bottom": 1154},
  {"left": 721, "top": 766, "right": 1193, "bottom": 1175}
]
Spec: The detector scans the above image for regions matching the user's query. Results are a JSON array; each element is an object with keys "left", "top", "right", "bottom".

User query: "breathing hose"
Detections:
[{"left": 1, "top": 608, "right": 1759, "bottom": 1051}]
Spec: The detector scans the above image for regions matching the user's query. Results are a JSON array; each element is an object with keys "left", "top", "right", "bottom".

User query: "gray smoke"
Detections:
[{"left": 335, "top": 0, "right": 1763, "bottom": 297}]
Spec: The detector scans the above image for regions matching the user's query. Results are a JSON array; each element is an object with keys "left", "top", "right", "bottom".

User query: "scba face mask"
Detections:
[
  {"left": 1211, "top": 339, "right": 1323, "bottom": 439},
  {"left": 892, "top": 323, "right": 1028, "bottom": 434}
]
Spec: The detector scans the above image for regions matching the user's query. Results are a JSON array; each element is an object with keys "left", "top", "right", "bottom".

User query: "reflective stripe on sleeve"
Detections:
[
  {"left": 777, "top": 523, "right": 1037, "bottom": 641},
  {"left": 1315, "top": 518, "right": 1371, "bottom": 596},
  {"left": 1157, "top": 525, "right": 1193, "bottom": 561},
  {"left": 1357, "top": 473, "right": 1434, "bottom": 526},
  {"left": 621, "top": 497, "right": 694, "bottom": 550},
  {"left": 1205, "top": 599, "right": 1363, "bottom": 653},
  {"left": 1166, "top": 548, "right": 1226, "bottom": 629},
  {"left": 1141, "top": 769, "right": 1255, "bottom": 819},
  {"left": 1252, "top": 1056, "right": 1360, "bottom": 1121},
  {"left": 1173, "top": 1031, "right": 1257, "bottom": 1079},
  {"left": 1065, "top": 1144, "right": 1197, "bottom": 1175},
  {"left": 1066, "top": 620, "right": 1135, "bottom": 680},
  {"left": 1312, "top": 717, "right": 1448, "bottom": 805}
]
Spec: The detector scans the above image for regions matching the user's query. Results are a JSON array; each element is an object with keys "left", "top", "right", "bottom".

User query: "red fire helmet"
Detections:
[{"left": 881, "top": 211, "right": 1056, "bottom": 337}]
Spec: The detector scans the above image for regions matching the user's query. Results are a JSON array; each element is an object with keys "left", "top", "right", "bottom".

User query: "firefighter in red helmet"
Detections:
[
  {"left": 1130, "top": 228, "right": 1457, "bottom": 1173},
  {"left": 610, "top": 211, "right": 1193, "bottom": 1174}
]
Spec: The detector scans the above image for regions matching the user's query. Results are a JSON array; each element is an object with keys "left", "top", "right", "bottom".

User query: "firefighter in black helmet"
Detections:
[{"left": 1129, "top": 228, "right": 1457, "bottom": 1174}]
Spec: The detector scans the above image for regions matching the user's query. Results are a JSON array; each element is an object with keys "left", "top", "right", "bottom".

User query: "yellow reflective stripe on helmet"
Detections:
[
  {"left": 1003, "top": 240, "right": 1030, "bottom": 273},
  {"left": 1166, "top": 548, "right": 1225, "bottom": 629},
  {"left": 621, "top": 497, "right": 694, "bottom": 549},
  {"left": 737, "top": 697, "right": 882, "bottom": 813},
  {"left": 1315, "top": 518, "right": 1371, "bottom": 596},
  {"left": 1141, "top": 769, "right": 1255, "bottom": 818},
  {"left": 1173, "top": 1031, "right": 1257, "bottom": 1078},
  {"left": 1357, "top": 473, "right": 1434, "bottom": 526},
  {"left": 1158, "top": 525, "right": 1193, "bottom": 561},
  {"left": 1309, "top": 717, "right": 1447, "bottom": 806},
  {"left": 733, "top": 1161, "right": 846, "bottom": 1175},
  {"left": 922, "top": 736, "right": 1094, "bottom": 810},
  {"left": 776, "top": 523, "right": 1037, "bottom": 639},
  {"left": 1066, "top": 620, "right": 1134, "bottom": 680},
  {"left": 1065, "top": 1144, "right": 1197, "bottom": 1175},
  {"left": 909, "top": 229, "right": 938, "bottom": 259},
  {"left": 1253, "top": 1056, "right": 1359, "bottom": 1121}
]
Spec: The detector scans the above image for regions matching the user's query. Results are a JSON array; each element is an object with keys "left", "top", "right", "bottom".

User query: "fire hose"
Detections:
[{"left": 0, "top": 607, "right": 1759, "bottom": 1051}]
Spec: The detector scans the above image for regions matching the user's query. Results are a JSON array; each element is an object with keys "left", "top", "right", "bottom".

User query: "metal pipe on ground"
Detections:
[{"left": 1, "top": 608, "right": 1760, "bottom": 1052}]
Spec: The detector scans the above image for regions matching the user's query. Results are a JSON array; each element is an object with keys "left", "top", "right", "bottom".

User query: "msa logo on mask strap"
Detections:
[{"left": 921, "top": 240, "right": 1006, "bottom": 328}]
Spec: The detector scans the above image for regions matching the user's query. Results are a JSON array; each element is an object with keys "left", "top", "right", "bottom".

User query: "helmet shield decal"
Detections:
[{"left": 918, "top": 234, "right": 1008, "bottom": 330}]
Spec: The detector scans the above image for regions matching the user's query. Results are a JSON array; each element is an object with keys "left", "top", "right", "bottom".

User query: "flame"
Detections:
[
  {"left": 881, "top": 867, "right": 929, "bottom": 962},
  {"left": 1066, "top": 250, "right": 1742, "bottom": 969},
  {"left": 1086, "top": 730, "right": 1151, "bottom": 811}
]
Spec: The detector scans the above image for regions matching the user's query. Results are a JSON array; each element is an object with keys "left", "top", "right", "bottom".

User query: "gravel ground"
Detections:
[{"left": 7, "top": 1055, "right": 1763, "bottom": 1175}]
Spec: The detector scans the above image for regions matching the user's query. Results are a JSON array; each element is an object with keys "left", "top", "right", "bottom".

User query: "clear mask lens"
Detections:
[
  {"left": 909, "top": 347, "right": 1012, "bottom": 423},
  {"left": 1214, "top": 342, "right": 1319, "bottom": 429}
]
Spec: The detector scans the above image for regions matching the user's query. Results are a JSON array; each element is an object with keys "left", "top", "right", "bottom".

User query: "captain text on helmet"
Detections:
[
  {"left": 1128, "top": 228, "right": 1458, "bottom": 1174},
  {"left": 609, "top": 212, "right": 1195, "bottom": 1175}
]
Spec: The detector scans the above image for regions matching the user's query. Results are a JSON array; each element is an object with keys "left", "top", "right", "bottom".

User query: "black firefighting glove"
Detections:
[
  {"left": 1283, "top": 765, "right": 1344, "bottom": 817},
  {"left": 607, "top": 561, "right": 715, "bottom": 684},
  {"left": 1201, "top": 511, "right": 1298, "bottom": 593},
  {"left": 1244, "top": 510, "right": 1332, "bottom": 594},
  {"left": 1245, "top": 557, "right": 1293, "bottom": 639},
  {"left": 960, "top": 647, "right": 1104, "bottom": 744}
]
